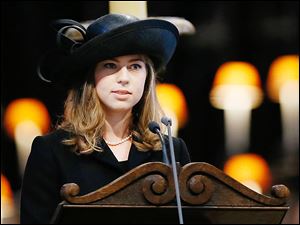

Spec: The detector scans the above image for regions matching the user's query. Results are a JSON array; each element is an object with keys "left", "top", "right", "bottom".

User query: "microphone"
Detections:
[
  {"left": 161, "top": 116, "right": 172, "bottom": 126},
  {"left": 148, "top": 121, "right": 170, "bottom": 165},
  {"left": 161, "top": 116, "right": 184, "bottom": 224}
]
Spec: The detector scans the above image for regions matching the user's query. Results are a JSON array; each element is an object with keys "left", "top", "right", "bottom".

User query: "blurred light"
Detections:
[
  {"left": 160, "top": 108, "right": 179, "bottom": 137},
  {"left": 267, "top": 55, "right": 299, "bottom": 152},
  {"left": 266, "top": 55, "right": 299, "bottom": 103},
  {"left": 109, "top": 1, "right": 147, "bottom": 19},
  {"left": 148, "top": 16, "right": 196, "bottom": 35},
  {"left": 14, "top": 121, "right": 44, "bottom": 174},
  {"left": 210, "top": 61, "right": 263, "bottom": 110},
  {"left": 223, "top": 108, "right": 251, "bottom": 154},
  {"left": 210, "top": 62, "right": 263, "bottom": 154},
  {"left": 156, "top": 83, "right": 188, "bottom": 136},
  {"left": 109, "top": 1, "right": 196, "bottom": 35},
  {"left": 223, "top": 153, "right": 272, "bottom": 193},
  {"left": 1, "top": 174, "right": 15, "bottom": 223},
  {"left": 3, "top": 98, "right": 51, "bottom": 175},
  {"left": 66, "top": 1, "right": 195, "bottom": 41},
  {"left": 3, "top": 98, "right": 51, "bottom": 139}
]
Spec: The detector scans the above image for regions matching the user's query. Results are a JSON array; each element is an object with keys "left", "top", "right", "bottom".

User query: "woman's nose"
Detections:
[{"left": 116, "top": 66, "right": 130, "bottom": 84}]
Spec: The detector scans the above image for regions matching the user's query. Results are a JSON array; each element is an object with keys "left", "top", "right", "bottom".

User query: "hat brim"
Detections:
[{"left": 38, "top": 19, "right": 179, "bottom": 87}]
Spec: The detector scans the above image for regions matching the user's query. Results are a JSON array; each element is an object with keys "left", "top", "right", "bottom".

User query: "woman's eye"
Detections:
[
  {"left": 129, "top": 64, "right": 142, "bottom": 70},
  {"left": 104, "top": 63, "right": 116, "bottom": 69}
]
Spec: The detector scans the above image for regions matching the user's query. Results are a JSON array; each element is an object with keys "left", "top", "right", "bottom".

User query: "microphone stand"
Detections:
[
  {"left": 161, "top": 117, "right": 184, "bottom": 224},
  {"left": 156, "top": 131, "right": 170, "bottom": 165},
  {"left": 148, "top": 121, "right": 170, "bottom": 165}
]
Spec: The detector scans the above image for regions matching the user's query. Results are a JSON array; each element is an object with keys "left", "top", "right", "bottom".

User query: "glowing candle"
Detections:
[
  {"left": 279, "top": 81, "right": 299, "bottom": 152},
  {"left": 1, "top": 174, "right": 16, "bottom": 223},
  {"left": 267, "top": 55, "right": 299, "bottom": 152},
  {"left": 4, "top": 98, "right": 50, "bottom": 175},
  {"left": 224, "top": 153, "right": 271, "bottom": 193},
  {"left": 109, "top": 1, "right": 147, "bottom": 19},
  {"left": 156, "top": 83, "right": 188, "bottom": 137},
  {"left": 210, "top": 62, "right": 263, "bottom": 155}
]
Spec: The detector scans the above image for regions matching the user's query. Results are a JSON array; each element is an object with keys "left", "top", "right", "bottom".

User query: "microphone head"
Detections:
[
  {"left": 148, "top": 121, "right": 161, "bottom": 134},
  {"left": 161, "top": 116, "right": 172, "bottom": 126}
]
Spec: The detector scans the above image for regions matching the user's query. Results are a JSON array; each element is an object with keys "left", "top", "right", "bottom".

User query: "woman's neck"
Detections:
[{"left": 104, "top": 110, "right": 132, "bottom": 140}]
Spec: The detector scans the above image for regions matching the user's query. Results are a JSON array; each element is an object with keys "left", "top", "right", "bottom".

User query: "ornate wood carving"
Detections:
[
  {"left": 60, "top": 162, "right": 289, "bottom": 207},
  {"left": 179, "top": 162, "right": 290, "bottom": 206},
  {"left": 61, "top": 162, "right": 175, "bottom": 205}
]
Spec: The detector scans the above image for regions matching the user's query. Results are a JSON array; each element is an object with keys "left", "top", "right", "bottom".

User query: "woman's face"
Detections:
[{"left": 94, "top": 54, "right": 147, "bottom": 114}]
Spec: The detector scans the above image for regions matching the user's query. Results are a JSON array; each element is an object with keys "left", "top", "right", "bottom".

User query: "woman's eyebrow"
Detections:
[
  {"left": 129, "top": 58, "right": 144, "bottom": 63},
  {"left": 102, "top": 57, "right": 145, "bottom": 63}
]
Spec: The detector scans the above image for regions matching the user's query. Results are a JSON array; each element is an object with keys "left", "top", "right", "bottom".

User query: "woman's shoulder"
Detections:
[
  {"left": 171, "top": 136, "right": 185, "bottom": 144},
  {"left": 162, "top": 135, "right": 186, "bottom": 147},
  {"left": 37, "top": 129, "right": 71, "bottom": 142},
  {"left": 31, "top": 129, "right": 73, "bottom": 153},
  {"left": 30, "top": 129, "right": 76, "bottom": 160}
]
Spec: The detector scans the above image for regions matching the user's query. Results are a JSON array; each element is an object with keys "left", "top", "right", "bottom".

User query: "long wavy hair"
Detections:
[{"left": 57, "top": 56, "right": 165, "bottom": 154}]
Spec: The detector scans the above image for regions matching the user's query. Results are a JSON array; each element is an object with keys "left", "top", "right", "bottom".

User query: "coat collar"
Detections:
[{"left": 90, "top": 139, "right": 152, "bottom": 172}]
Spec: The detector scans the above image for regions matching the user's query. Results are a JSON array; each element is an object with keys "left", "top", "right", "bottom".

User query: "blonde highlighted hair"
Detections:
[{"left": 57, "top": 56, "right": 164, "bottom": 154}]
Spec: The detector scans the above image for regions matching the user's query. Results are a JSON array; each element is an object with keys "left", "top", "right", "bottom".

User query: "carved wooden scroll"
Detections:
[
  {"left": 179, "top": 162, "right": 290, "bottom": 206},
  {"left": 60, "top": 162, "right": 289, "bottom": 208},
  {"left": 61, "top": 162, "right": 175, "bottom": 205}
]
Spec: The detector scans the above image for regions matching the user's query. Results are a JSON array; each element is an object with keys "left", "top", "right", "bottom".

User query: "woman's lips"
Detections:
[
  {"left": 112, "top": 90, "right": 132, "bottom": 95},
  {"left": 111, "top": 90, "right": 131, "bottom": 100}
]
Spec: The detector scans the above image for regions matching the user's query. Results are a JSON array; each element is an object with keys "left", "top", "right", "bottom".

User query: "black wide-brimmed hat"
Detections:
[{"left": 38, "top": 13, "right": 179, "bottom": 88}]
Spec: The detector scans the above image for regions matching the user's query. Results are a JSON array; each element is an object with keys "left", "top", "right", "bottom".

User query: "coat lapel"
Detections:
[
  {"left": 90, "top": 139, "right": 153, "bottom": 171},
  {"left": 90, "top": 139, "right": 120, "bottom": 170},
  {"left": 127, "top": 145, "right": 152, "bottom": 169}
]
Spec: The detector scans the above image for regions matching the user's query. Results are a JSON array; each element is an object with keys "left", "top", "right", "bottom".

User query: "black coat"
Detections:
[{"left": 20, "top": 129, "right": 191, "bottom": 224}]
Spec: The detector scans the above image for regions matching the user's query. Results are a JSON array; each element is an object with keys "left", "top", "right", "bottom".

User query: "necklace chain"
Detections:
[{"left": 104, "top": 133, "right": 132, "bottom": 146}]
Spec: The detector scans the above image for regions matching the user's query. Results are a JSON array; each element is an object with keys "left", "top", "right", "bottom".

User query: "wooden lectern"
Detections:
[{"left": 51, "top": 162, "right": 290, "bottom": 224}]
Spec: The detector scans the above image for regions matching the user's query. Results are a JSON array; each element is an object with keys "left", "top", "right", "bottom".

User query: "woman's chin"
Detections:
[{"left": 107, "top": 104, "right": 133, "bottom": 113}]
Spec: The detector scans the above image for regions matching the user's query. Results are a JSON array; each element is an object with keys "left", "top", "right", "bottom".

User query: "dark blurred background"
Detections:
[{"left": 1, "top": 1, "right": 299, "bottom": 223}]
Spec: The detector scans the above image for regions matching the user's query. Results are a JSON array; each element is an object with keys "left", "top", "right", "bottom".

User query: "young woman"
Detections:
[{"left": 20, "top": 13, "right": 190, "bottom": 224}]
